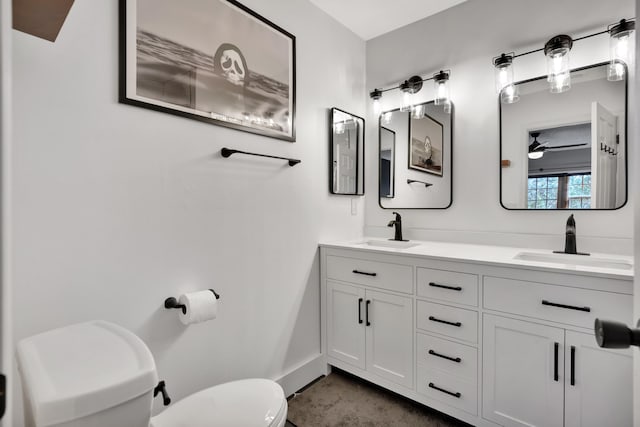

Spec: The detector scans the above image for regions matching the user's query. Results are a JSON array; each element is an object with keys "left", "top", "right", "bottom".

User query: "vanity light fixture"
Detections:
[
  {"left": 545, "top": 35, "right": 573, "bottom": 93},
  {"left": 494, "top": 53, "right": 519, "bottom": 104},
  {"left": 493, "top": 17, "right": 635, "bottom": 102},
  {"left": 608, "top": 19, "right": 636, "bottom": 81},
  {"left": 369, "top": 70, "right": 452, "bottom": 117}
]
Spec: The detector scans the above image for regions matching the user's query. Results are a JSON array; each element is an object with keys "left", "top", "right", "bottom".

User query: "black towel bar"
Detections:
[{"left": 221, "top": 147, "right": 301, "bottom": 167}]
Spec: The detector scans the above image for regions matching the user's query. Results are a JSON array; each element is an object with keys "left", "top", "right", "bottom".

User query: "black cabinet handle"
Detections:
[
  {"left": 429, "top": 282, "right": 462, "bottom": 291},
  {"left": 428, "top": 382, "right": 461, "bottom": 398},
  {"left": 358, "top": 298, "right": 363, "bottom": 324},
  {"left": 366, "top": 300, "right": 371, "bottom": 326},
  {"left": 428, "top": 316, "right": 462, "bottom": 327},
  {"left": 570, "top": 346, "right": 576, "bottom": 386},
  {"left": 542, "top": 300, "right": 591, "bottom": 312},
  {"left": 428, "top": 349, "right": 461, "bottom": 363},
  {"left": 353, "top": 270, "right": 377, "bottom": 277},
  {"left": 554, "top": 342, "right": 559, "bottom": 382}
]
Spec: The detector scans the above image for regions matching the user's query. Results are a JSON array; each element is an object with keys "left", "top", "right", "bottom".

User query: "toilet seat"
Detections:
[{"left": 150, "top": 378, "right": 287, "bottom": 427}]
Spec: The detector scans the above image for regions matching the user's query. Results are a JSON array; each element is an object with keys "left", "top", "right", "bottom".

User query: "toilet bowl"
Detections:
[{"left": 16, "top": 320, "right": 287, "bottom": 427}]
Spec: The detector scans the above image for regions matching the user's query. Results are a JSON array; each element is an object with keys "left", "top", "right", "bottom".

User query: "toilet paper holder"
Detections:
[{"left": 164, "top": 289, "right": 220, "bottom": 314}]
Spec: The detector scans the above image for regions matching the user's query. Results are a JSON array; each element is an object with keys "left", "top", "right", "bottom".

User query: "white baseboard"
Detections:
[{"left": 274, "top": 354, "right": 326, "bottom": 397}]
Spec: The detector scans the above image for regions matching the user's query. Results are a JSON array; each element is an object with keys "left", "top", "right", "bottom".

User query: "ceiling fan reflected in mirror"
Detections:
[{"left": 527, "top": 131, "right": 587, "bottom": 160}]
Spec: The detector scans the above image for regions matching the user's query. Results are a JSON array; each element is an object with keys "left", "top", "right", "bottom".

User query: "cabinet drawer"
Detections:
[
  {"left": 484, "top": 276, "right": 632, "bottom": 329},
  {"left": 416, "top": 301, "right": 478, "bottom": 343},
  {"left": 326, "top": 255, "right": 413, "bottom": 294},
  {"left": 417, "top": 365, "right": 477, "bottom": 415},
  {"left": 416, "top": 333, "right": 477, "bottom": 382},
  {"left": 417, "top": 268, "right": 478, "bottom": 306}
]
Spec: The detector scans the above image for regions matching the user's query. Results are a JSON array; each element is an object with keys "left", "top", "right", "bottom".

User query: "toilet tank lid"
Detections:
[{"left": 16, "top": 320, "right": 158, "bottom": 426}]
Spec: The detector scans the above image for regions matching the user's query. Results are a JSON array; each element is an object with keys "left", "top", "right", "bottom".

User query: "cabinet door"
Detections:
[
  {"left": 482, "top": 314, "right": 564, "bottom": 427},
  {"left": 365, "top": 289, "right": 413, "bottom": 388},
  {"left": 327, "top": 281, "right": 366, "bottom": 369},
  {"left": 564, "top": 330, "right": 632, "bottom": 427}
]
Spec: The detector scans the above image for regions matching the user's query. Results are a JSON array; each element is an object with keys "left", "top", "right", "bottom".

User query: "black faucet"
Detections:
[
  {"left": 554, "top": 214, "right": 590, "bottom": 256},
  {"left": 387, "top": 212, "right": 406, "bottom": 241}
]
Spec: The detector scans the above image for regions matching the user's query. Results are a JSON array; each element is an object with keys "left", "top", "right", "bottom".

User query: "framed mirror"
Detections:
[
  {"left": 378, "top": 101, "right": 453, "bottom": 209},
  {"left": 500, "top": 62, "right": 627, "bottom": 210},
  {"left": 330, "top": 108, "right": 364, "bottom": 195}
]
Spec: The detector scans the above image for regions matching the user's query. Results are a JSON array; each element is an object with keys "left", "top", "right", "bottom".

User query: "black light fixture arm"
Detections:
[
  {"left": 495, "top": 17, "right": 635, "bottom": 61},
  {"left": 369, "top": 69, "right": 451, "bottom": 99}
]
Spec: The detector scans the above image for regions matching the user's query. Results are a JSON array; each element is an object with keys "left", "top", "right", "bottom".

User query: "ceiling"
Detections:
[{"left": 308, "top": 0, "right": 468, "bottom": 40}]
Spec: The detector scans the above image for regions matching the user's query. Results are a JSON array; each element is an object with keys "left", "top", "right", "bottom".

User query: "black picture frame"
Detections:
[
  {"left": 119, "top": 0, "right": 296, "bottom": 141},
  {"left": 408, "top": 113, "right": 444, "bottom": 176}
]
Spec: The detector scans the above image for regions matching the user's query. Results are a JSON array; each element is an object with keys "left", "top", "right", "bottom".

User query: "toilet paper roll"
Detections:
[{"left": 178, "top": 290, "right": 218, "bottom": 325}]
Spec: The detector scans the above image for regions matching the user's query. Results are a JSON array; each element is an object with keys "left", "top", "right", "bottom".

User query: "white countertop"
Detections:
[{"left": 320, "top": 238, "right": 634, "bottom": 280}]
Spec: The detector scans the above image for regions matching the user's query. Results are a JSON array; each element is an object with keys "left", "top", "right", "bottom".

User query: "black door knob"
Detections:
[{"left": 594, "top": 318, "right": 640, "bottom": 349}]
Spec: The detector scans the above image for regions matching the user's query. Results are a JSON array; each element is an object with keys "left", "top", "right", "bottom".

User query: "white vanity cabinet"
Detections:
[
  {"left": 482, "top": 276, "right": 633, "bottom": 427},
  {"left": 325, "top": 254, "right": 414, "bottom": 388},
  {"left": 320, "top": 242, "right": 633, "bottom": 427}
]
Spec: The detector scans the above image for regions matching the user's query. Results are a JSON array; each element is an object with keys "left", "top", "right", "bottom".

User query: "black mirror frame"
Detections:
[
  {"left": 499, "top": 61, "right": 629, "bottom": 211},
  {"left": 329, "top": 107, "right": 365, "bottom": 196}
]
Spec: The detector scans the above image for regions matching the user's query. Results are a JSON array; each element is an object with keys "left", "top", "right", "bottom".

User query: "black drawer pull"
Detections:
[
  {"left": 358, "top": 298, "right": 363, "bottom": 324},
  {"left": 429, "top": 282, "right": 462, "bottom": 291},
  {"left": 428, "top": 349, "right": 461, "bottom": 363},
  {"left": 542, "top": 300, "right": 591, "bottom": 312},
  {"left": 428, "top": 382, "right": 461, "bottom": 398},
  {"left": 353, "top": 270, "right": 377, "bottom": 277},
  {"left": 428, "top": 316, "right": 462, "bottom": 327}
]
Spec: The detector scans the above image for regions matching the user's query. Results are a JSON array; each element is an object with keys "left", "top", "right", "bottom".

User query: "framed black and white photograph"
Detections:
[
  {"left": 408, "top": 114, "right": 443, "bottom": 176},
  {"left": 119, "top": 0, "right": 296, "bottom": 141}
]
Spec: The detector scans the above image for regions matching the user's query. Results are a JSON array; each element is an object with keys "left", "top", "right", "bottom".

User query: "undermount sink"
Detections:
[
  {"left": 513, "top": 252, "right": 633, "bottom": 270},
  {"left": 362, "top": 239, "right": 421, "bottom": 249}
]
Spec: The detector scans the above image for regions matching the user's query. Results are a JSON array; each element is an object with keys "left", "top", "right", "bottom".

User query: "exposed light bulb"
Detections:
[
  {"left": 411, "top": 103, "right": 425, "bottom": 119},
  {"left": 545, "top": 35, "right": 572, "bottom": 94},
  {"left": 372, "top": 98, "right": 382, "bottom": 116},
  {"left": 500, "top": 84, "right": 520, "bottom": 104},
  {"left": 400, "top": 90, "right": 413, "bottom": 112},
  {"left": 608, "top": 19, "right": 635, "bottom": 81}
]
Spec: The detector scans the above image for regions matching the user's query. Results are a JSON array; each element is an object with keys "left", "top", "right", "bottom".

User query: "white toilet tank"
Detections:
[{"left": 16, "top": 320, "right": 159, "bottom": 427}]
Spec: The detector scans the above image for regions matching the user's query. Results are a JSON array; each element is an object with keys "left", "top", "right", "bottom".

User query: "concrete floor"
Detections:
[{"left": 286, "top": 370, "right": 470, "bottom": 427}]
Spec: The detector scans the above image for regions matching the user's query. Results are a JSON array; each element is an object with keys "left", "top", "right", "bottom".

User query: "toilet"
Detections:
[{"left": 16, "top": 320, "right": 288, "bottom": 427}]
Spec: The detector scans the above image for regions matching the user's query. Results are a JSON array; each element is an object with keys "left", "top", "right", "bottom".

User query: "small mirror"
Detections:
[
  {"left": 501, "top": 62, "right": 627, "bottom": 210},
  {"left": 379, "top": 101, "right": 453, "bottom": 209},
  {"left": 330, "top": 108, "right": 364, "bottom": 195},
  {"left": 380, "top": 127, "right": 396, "bottom": 198}
]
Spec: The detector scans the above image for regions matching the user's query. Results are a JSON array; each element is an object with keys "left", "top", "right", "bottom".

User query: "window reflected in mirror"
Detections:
[{"left": 501, "top": 62, "right": 627, "bottom": 210}]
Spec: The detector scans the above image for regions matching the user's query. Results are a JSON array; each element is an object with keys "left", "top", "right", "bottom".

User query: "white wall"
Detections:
[
  {"left": 366, "top": 0, "right": 635, "bottom": 255},
  {"left": 11, "top": 0, "right": 365, "bottom": 423},
  {"left": 0, "top": 0, "right": 12, "bottom": 424}
]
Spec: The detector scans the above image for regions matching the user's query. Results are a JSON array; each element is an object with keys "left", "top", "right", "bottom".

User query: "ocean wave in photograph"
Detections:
[{"left": 136, "top": 30, "right": 291, "bottom": 134}]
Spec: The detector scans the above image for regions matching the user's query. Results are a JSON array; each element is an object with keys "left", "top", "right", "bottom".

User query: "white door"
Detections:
[
  {"left": 564, "top": 330, "right": 632, "bottom": 427},
  {"left": 0, "top": 0, "right": 11, "bottom": 422},
  {"left": 326, "top": 281, "right": 366, "bottom": 369},
  {"left": 634, "top": 10, "right": 640, "bottom": 425},
  {"left": 482, "top": 314, "right": 564, "bottom": 427},
  {"left": 365, "top": 290, "right": 413, "bottom": 388},
  {"left": 591, "top": 102, "right": 618, "bottom": 208},
  {"left": 333, "top": 123, "right": 357, "bottom": 193}
]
